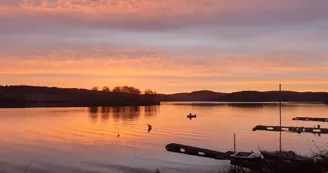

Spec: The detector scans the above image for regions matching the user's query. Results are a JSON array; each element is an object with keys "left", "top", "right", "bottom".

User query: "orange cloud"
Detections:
[
  {"left": 1, "top": 0, "right": 328, "bottom": 93},
  {"left": 1, "top": 48, "right": 327, "bottom": 88}
]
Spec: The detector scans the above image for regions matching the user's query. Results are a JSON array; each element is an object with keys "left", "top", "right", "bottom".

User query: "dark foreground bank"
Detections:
[
  {"left": 218, "top": 150, "right": 328, "bottom": 173},
  {"left": 0, "top": 86, "right": 160, "bottom": 108}
]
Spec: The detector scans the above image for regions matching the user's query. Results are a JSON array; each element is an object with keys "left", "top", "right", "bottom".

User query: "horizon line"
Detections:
[{"left": 1, "top": 85, "right": 327, "bottom": 94}]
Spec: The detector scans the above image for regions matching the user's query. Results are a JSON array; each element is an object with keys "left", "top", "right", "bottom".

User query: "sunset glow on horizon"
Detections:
[{"left": 1, "top": 0, "right": 328, "bottom": 93}]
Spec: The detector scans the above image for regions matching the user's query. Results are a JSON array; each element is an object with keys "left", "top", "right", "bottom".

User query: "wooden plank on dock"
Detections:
[
  {"left": 253, "top": 125, "right": 328, "bottom": 134},
  {"left": 165, "top": 143, "right": 234, "bottom": 160},
  {"left": 293, "top": 117, "right": 328, "bottom": 122}
]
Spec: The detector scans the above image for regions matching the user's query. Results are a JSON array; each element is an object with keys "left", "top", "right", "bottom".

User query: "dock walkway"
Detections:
[
  {"left": 165, "top": 143, "right": 234, "bottom": 160},
  {"left": 253, "top": 125, "right": 328, "bottom": 134},
  {"left": 292, "top": 117, "right": 328, "bottom": 122}
]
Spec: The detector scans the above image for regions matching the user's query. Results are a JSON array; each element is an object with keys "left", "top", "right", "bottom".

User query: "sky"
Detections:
[{"left": 0, "top": 0, "right": 328, "bottom": 93}]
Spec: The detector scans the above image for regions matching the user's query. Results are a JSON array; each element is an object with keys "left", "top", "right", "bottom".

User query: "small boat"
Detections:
[
  {"left": 260, "top": 150, "right": 313, "bottom": 164},
  {"left": 230, "top": 152, "right": 262, "bottom": 161},
  {"left": 187, "top": 113, "right": 196, "bottom": 119},
  {"left": 229, "top": 152, "right": 263, "bottom": 168}
]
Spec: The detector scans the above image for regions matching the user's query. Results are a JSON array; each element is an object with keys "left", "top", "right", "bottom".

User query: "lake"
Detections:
[{"left": 0, "top": 102, "right": 327, "bottom": 173}]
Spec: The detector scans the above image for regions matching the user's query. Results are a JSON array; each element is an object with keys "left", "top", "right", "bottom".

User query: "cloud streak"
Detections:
[
  {"left": 1, "top": 0, "right": 328, "bottom": 32},
  {"left": 0, "top": 0, "right": 327, "bottom": 92}
]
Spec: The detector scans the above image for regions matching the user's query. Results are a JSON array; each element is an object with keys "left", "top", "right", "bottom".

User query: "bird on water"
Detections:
[{"left": 148, "top": 124, "right": 152, "bottom": 132}]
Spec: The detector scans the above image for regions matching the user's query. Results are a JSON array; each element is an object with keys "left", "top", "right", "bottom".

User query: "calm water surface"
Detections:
[{"left": 0, "top": 102, "right": 328, "bottom": 173}]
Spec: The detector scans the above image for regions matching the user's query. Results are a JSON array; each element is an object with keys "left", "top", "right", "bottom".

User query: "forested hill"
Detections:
[
  {"left": 162, "top": 90, "right": 328, "bottom": 103},
  {"left": 161, "top": 90, "right": 225, "bottom": 101},
  {"left": 1, "top": 86, "right": 327, "bottom": 108},
  {"left": 218, "top": 91, "right": 328, "bottom": 102},
  {"left": 0, "top": 85, "right": 160, "bottom": 107}
]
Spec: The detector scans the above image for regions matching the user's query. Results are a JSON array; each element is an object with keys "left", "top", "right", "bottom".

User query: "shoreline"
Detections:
[
  {"left": 0, "top": 102, "right": 161, "bottom": 109},
  {"left": 1, "top": 101, "right": 327, "bottom": 109}
]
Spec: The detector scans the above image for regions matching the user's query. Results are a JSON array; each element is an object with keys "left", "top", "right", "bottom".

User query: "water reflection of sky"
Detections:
[{"left": 0, "top": 102, "right": 328, "bottom": 173}]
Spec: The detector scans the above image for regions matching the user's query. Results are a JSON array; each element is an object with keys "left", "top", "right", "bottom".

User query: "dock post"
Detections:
[
  {"left": 234, "top": 133, "right": 236, "bottom": 153},
  {"left": 279, "top": 84, "right": 282, "bottom": 152},
  {"left": 279, "top": 84, "right": 282, "bottom": 127}
]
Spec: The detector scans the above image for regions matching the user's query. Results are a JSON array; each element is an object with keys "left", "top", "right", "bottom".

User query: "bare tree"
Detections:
[
  {"left": 112, "top": 86, "right": 141, "bottom": 95},
  {"left": 144, "top": 89, "right": 157, "bottom": 95},
  {"left": 92, "top": 86, "right": 99, "bottom": 91},
  {"left": 112, "top": 86, "right": 122, "bottom": 93},
  {"left": 102, "top": 86, "right": 110, "bottom": 92}
]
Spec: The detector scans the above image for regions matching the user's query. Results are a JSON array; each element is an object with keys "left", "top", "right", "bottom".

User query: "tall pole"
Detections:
[
  {"left": 279, "top": 84, "right": 282, "bottom": 152},
  {"left": 234, "top": 133, "right": 236, "bottom": 153},
  {"left": 279, "top": 84, "right": 282, "bottom": 127}
]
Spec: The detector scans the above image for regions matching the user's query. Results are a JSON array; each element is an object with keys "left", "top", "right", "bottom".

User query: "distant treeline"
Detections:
[
  {"left": 161, "top": 90, "right": 225, "bottom": 101},
  {"left": 219, "top": 91, "right": 328, "bottom": 102},
  {"left": 1, "top": 86, "right": 328, "bottom": 108},
  {"left": 91, "top": 85, "right": 157, "bottom": 95},
  {"left": 0, "top": 85, "right": 159, "bottom": 108},
  {"left": 162, "top": 90, "right": 328, "bottom": 103}
]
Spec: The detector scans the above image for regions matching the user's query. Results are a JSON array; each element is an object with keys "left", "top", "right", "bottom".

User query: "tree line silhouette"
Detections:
[
  {"left": 91, "top": 86, "right": 156, "bottom": 95},
  {"left": 1, "top": 85, "right": 327, "bottom": 108},
  {"left": 0, "top": 85, "right": 159, "bottom": 108}
]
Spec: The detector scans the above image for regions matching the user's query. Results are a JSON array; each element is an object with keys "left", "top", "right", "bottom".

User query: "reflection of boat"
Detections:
[
  {"left": 230, "top": 152, "right": 262, "bottom": 161},
  {"left": 260, "top": 150, "right": 313, "bottom": 163},
  {"left": 187, "top": 113, "right": 196, "bottom": 119}
]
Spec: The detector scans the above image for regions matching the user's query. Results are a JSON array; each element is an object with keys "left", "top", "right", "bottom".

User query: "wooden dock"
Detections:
[
  {"left": 165, "top": 143, "right": 324, "bottom": 172},
  {"left": 165, "top": 143, "right": 234, "bottom": 160},
  {"left": 253, "top": 125, "right": 328, "bottom": 134},
  {"left": 293, "top": 117, "right": 328, "bottom": 122}
]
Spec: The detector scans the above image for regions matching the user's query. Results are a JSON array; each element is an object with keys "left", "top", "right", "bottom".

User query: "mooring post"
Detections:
[
  {"left": 279, "top": 84, "right": 282, "bottom": 152},
  {"left": 234, "top": 133, "right": 236, "bottom": 153},
  {"left": 279, "top": 84, "right": 282, "bottom": 127}
]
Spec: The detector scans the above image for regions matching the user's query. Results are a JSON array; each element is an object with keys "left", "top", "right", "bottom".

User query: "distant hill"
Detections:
[
  {"left": 218, "top": 91, "right": 328, "bottom": 102},
  {"left": 162, "top": 90, "right": 328, "bottom": 103},
  {"left": 162, "top": 90, "right": 226, "bottom": 101},
  {"left": 1, "top": 86, "right": 328, "bottom": 107},
  {"left": 323, "top": 97, "right": 328, "bottom": 104},
  {"left": 0, "top": 85, "right": 160, "bottom": 108}
]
